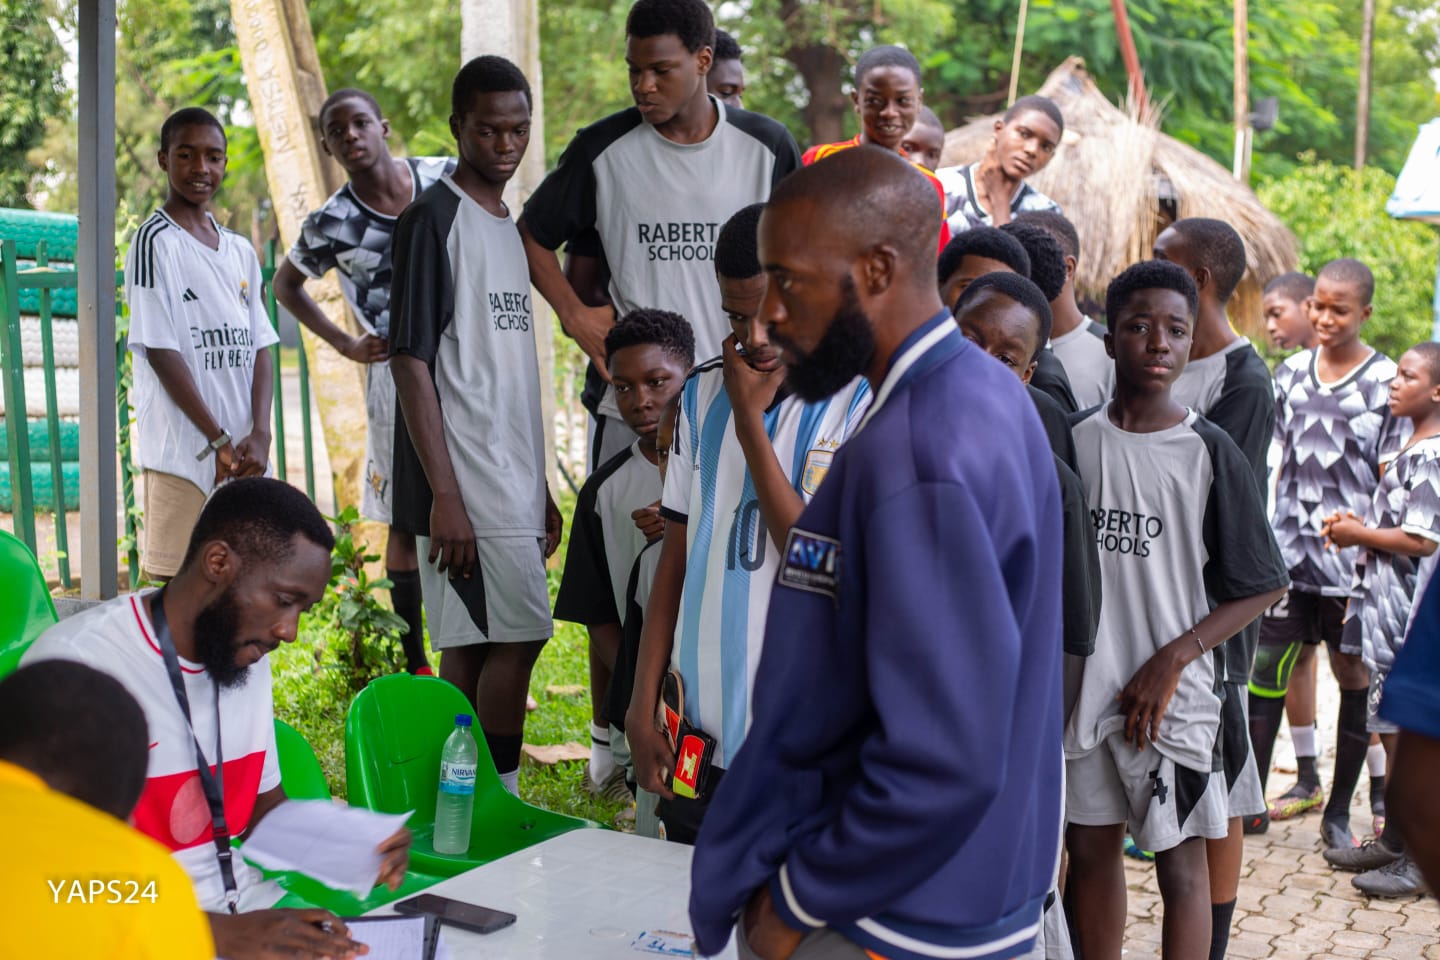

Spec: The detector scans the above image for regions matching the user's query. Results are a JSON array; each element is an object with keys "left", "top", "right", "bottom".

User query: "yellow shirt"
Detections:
[{"left": 0, "top": 760, "right": 214, "bottom": 958}]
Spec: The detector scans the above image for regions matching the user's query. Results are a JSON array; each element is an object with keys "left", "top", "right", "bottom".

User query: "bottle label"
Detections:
[{"left": 439, "top": 760, "right": 476, "bottom": 796}]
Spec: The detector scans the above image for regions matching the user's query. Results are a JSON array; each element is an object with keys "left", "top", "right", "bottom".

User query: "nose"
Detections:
[
  {"left": 1146, "top": 327, "right": 1170, "bottom": 352},
  {"left": 634, "top": 70, "right": 657, "bottom": 95},
  {"left": 746, "top": 314, "right": 770, "bottom": 351},
  {"left": 759, "top": 281, "right": 785, "bottom": 333},
  {"left": 273, "top": 616, "right": 298, "bottom": 645},
  {"left": 880, "top": 100, "right": 899, "bottom": 119}
]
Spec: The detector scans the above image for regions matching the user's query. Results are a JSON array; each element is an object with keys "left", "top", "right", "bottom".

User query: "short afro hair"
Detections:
[
  {"left": 452, "top": 55, "right": 532, "bottom": 118},
  {"left": 1001, "top": 220, "right": 1067, "bottom": 301},
  {"left": 956, "top": 272, "right": 1054, "bottom": 361},
  {"left": 605, "top": 308, "right": 696, "bottom": 368},
  {"left": 914, "top": 105, "right": 943, "bottom": 132},
  {"left": 1318, "top": 257, "right": 1376, "bottom": 305},
  {"left": 0, "top": 661, "right": 150, "bottom": 820},
  {"left": 320, "top": 88, "right": 383, "bottom": 129},
  {"left": 1106, "top": 260, "right": 1199, "bottom": 324},
  {"left": 1169, "top": 218, "right": 1247, "bottom": 303},
  {"left": 1264, "top": 271, "right": 1315, "bottom": 304},
  {"left": 715, "top": 203, "right": 763, "bottom": 281},
  {"left": 1404, "top": 340, "right": 1440, "bottom": 386},
  {"left": 713, "top": 28, "right": 742, "bottom": 62},
  {"left": 855, "top": 45, "right": 922, "bottom": 87},
  {"left": 160, "top": 107, "right": 226, "bottom": 152},
  {"left": 626, "top": 0, "right": 716, "bottom": 55},
  {"left": 937, "top": 226, "right": 1031, "bottom": 287},
  {"left": 1016, "top": 210, "right": 1079, "bottom": 261},
  {"left": 1003, "top": 94, "right": 1064, "bottom": 137},
  {"left": 181, "top": 477, "right": 335, "bottom": 572}
]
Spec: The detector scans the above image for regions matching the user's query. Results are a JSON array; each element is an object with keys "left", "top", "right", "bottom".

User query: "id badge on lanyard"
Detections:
[{"left": 151, "top": 588, "right": 240, "bottom": 914}]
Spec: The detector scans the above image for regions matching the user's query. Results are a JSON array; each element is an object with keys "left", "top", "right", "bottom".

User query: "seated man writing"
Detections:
[{"left": 24, "top": 477, "right": 410, "bottom": 960}]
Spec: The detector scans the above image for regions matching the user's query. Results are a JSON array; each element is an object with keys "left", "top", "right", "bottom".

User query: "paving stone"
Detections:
[
  {"left": 1347, "top": 907, "right": 1404, "bottom": 933},
  {"left": 1259, "top": 892, "right": 1316, "bottom": 918},
  {"left": 1330, "top": 929, "right": 1391, "bottom": 950},
  {"left": 1239, "top": 914, "right": 1295, "bottom": 936},
  {"left": 1227, "top": 933, "right": 1278, "bottom": 959}
]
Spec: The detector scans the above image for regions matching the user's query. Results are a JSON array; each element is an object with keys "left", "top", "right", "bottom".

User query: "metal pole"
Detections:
[
  {"left": 1233, "top": 0, "right": 1250, "bottom": 182},
  {"left": 1110, "top": 0, "right": 1148, "bottom": 112},
  {"left": 1355, "top": 0, "right": 1376, "bottom": 169},
  {"left": 78, "top": 0, "right": 119, "bottom": 599}
]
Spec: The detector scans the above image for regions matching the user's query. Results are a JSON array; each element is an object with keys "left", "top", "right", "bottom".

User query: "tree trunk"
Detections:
[
  {"left": 1355, "top": 0, "right": 1375, "bottom": 169},
  {"left": 461, "top": 0, "right": 558, "bottom": 495},
  {"left": 779, "top": 0, "right": 849, "bottom": 147},
  {"left": 230, "top": 0, "right": 373, "bottom": 526}
]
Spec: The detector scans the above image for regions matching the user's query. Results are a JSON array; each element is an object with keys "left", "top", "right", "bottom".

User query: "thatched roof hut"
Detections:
[{"left": 940, "top": 57, "right": 1298, "bottom": 334}]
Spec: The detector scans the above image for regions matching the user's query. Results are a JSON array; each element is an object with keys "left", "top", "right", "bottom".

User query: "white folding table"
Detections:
[{"left": 367, "top": 829, "right": 738, "bottom": 959}]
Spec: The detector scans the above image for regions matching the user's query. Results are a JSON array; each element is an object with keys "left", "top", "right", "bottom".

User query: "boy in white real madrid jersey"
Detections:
[
  {"left": 273, "top": 87, "right": 454, "bottom": 675},
  {"left": 389, "top": 57, "right": 562, "bottom": 798},
  {"left": 625, "top": 202, "right": 870, "bottom": 844},
  {"left": 126, "top": 108, "right": 279, "bottom": 581},
  {"left": 1065, "top": 262, "right": 1288, "bottom": 960}
]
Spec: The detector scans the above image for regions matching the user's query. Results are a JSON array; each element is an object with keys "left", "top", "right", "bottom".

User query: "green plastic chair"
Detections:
[
  {"left": 266, "top": 719, "right": 444, "bottom": 913},
  {"left": 0, "top": 529, "right": 58, "bottom": 681},
  {"left": 345, "top": 673, "right": 598, "bottom": 877}
]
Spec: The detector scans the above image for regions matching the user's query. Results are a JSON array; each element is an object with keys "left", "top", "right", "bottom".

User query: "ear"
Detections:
[
  {"left": 1194, "top": 266, "right": 1212, "bottom": 293},
  {"left": 1360, "top": 303, "right": 1373, "bottom": 325},
  {"left": 199, "top": 541, "right": 237, "bottom": 587},
  {"left": 157, "top": 149, "right": 169, "bottom": 172},
  {"left": 448, "top": 113, "right": 461, "bottom": 142},
  {"left": 1064, "top": 254, "right": 1076, "bottom": 284},
  {"left": 993, "top": 118, "right": 1004, "bottom": 135},
  {"left": 851, "top": 88, "right": 860, "bottom": 111},
  {"left": 696, "top": 45, "right": 713, "bottom": 77},
  {"left": 1104, "top": 333, "right": 1114, "bottom": 359},
  {"left": 860, "top": 244, "right": 898, "bottom": 295},
  {"left": 381, "top": 118, "right": 393, "bottom": 140},
  {"left": 1022, "top": 360, "right": 1037, "bottom": 385}
]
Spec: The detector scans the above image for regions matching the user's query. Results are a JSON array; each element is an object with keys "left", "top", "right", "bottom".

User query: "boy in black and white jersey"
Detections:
[
  {"left": 1065, "top": 261, "right": 1288, "bottom": 960},
  {"left": 555, "top": 310, "right": 694, "bottom": 800},
  {"left": 389, "top": 57, "right": 562, "bottom": 797},
  {"left": 1250, "top": 258, "right": 1409, "bottom": 851},
  {"left": 125, "top": 108, "right": 278, "bottom": 581},
  {"left": 1018, "top": 210, "right": 1114, "bottom": 409},
  {"left": 520, "top": 0, "right": 800, "bottom": 471},
  {"left": 273, "top": 88, "right": 454, "bottom": 675}
]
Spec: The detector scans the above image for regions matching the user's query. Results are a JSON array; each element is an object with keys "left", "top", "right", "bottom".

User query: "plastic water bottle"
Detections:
[{"left": 433, "top": 714, "right": 477, "bottom": 855}]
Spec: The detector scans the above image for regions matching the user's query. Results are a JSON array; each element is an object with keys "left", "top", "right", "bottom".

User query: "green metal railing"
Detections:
[{"left": 0, "top": 226, "right": 318, "bottom": 590}]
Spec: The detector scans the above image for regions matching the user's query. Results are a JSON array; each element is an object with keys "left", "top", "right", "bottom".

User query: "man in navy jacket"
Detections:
[{"left": 689, "top": 146, "right": 1065, "bottom": 960}]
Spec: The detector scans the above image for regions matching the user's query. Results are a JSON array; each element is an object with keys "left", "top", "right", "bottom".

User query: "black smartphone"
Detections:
[{"left": 393, "top": 894, "right": 518, "bottom": 935}]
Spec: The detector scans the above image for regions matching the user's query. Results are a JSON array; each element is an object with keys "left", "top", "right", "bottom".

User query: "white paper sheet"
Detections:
[
  {"left": 240, "top": 800, "right": 412, "bottom": 897},
  {"left": 346, "top": 917, "right": 427, "bottom": 960}
]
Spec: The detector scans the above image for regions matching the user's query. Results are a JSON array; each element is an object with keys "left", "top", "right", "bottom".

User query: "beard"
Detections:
[
  {"left": 773, "top": 276, "right": 877, "bottom": 403},
  {"left": 193, "top": 586, "right": 250, "bottom": 690}
]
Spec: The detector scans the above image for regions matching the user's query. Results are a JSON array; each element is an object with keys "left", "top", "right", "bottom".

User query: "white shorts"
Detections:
[
  {"left": 361, "top": 360, "right": 396, "bottom": 525},
  {"left": 416, "top": 535, "right": 553, "bottom": 649},
  {"left": 1066, "top": 732, "right": 1229, "bottom": 853},
  {"left": 1220, "top": 682, "right": 1266, "bottom": 819}
]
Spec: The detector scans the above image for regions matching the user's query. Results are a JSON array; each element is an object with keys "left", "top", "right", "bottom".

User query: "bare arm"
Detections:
[
  {"left": 231, "top": 347, "right": 273, "bottom": 477},
  {"left": 519, "top": 220, "right": 614, "bottom": 375},
  {"left": 1120, "top": 586, "right": 1288, "bottom": 747},
  {"left": 724, "top": 337, "right": 806, "bottom": 548},
  {"left": 390, "top": 353, "right": 475, "bottom": 577},
  {"left": 1323, "top": 511, "right": 1439, "bottom": 558},
  {"left": 272, "top": 259, "right": 386, "bottom": 362},
  {"left": 625, "top": 519, "right": 688, "bottom": 799}
]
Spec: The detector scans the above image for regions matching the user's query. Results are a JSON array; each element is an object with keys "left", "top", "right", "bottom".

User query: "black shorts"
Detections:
[{"left": 1258, "top": 588, "right": 1352, "bottom": 654}]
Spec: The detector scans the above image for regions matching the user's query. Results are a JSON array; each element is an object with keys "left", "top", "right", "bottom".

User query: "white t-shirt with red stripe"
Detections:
[{"left": 22, "top": 589, "right": 282, "bottom": 911}]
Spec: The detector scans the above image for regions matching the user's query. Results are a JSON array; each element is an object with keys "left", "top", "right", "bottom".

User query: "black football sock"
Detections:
[
  {"left": 1248, "top": 693, "right": 1286, "bottom": 794},
  {"left": 1209, "top": 899, "right": 1237, "bottom": 960},
  {"left": 388, "top": 567, "right": 427, "bottom": 673},
  {"left": 1323, "top": 688, "right": 1370, "bottom": 823},
  {"left": 483, "top": 731, "right": 523, "bottom": 776},
  {"left": 1370, "top": 775, "right": 1387, "bottom": 814},
  {"left": 1297, "top": 756, "right": 1320, "bottom": 790}
]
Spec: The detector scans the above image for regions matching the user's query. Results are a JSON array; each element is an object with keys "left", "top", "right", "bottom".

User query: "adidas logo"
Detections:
[{"left": 182, "top": 288, "right": 199, "bottom": 302}]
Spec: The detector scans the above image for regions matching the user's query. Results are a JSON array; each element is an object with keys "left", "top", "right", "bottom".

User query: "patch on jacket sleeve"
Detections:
[{"left": 780, "top": 528, "right": 841, "bottom": 600}]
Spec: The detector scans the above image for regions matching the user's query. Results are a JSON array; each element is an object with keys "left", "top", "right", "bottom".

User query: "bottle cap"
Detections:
[{"left": 455, "top": 714, "right": 473, "bottom": 727}]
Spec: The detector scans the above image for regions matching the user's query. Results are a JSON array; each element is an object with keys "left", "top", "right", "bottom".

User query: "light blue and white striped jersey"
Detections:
[{"left": 660, "top": 361, "right": 871, "bottom": 766}]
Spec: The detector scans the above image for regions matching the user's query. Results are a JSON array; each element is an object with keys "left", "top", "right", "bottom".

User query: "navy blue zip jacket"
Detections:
[{"left": 689, "top": 313, "right": 1065, "bottom": 960}]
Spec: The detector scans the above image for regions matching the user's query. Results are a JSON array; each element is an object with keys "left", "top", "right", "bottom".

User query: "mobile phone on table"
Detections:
[{"left": 393, "top": 893, "right": 518, "bottom": 935}]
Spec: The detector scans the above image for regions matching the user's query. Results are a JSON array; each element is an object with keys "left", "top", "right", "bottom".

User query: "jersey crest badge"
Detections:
[
  {"left": 780, "top": 528, "right": 841, "bottom": 602},
  {"left": 801, "top": 448, "right": 833, "bottom": 496},
  {"left": 239, "top": 279, "right": 250, "bottom": 308}
]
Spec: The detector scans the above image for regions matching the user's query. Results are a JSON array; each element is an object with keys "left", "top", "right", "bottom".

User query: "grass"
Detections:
[{"left": 271, "top": 488, "right": 630, "bottom": 828}]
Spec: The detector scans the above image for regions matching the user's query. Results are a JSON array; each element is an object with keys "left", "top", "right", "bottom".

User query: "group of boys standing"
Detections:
[{"left": 103, "top": 0, "right": 1440, "bottom": 956}]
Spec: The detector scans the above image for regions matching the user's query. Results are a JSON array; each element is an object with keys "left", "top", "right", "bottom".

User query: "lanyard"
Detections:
[{"left": 151, "top": 588, "right": 239, "bottom": 915}]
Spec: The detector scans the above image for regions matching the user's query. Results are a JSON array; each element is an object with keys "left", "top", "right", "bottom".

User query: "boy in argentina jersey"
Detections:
[
  {"left": 274, "top": 87, "right": 453, "bottom": 675},
  {"left": 1152, "top": 217, "right": 1277, "bottom": 953},
  {"left": 1318, "top": 341, "right": 1440, "bottom": 894},
  {"left": 1250, "top": 258, "right": 1410, "bottom": 851},
  {"left": 624, "top": 204, "right": 870, "bottom": 844},
  {"left": 519, "top": 0, "right": 800, "bottom": 471},
  {"left": 1066, "top": 262, "right": 1287, "bottom": 960}
]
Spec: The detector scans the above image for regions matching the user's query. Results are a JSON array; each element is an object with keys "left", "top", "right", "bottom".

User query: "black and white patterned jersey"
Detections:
[
  {"left": 1349, "top": 435, "right": 1440, "bottom": 671},
  {"left": 288, "top": 156, "right": 453, "bottom": 338},
  {"left": 1272, "top": 348, "right": 1410, "bottom": 595}
]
